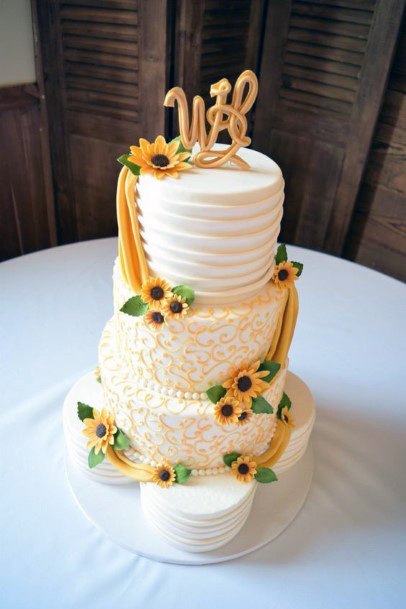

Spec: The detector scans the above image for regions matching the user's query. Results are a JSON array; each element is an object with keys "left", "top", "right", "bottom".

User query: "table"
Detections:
[{"left": 1, "top": 238, "right": 405, "bottom": 609}]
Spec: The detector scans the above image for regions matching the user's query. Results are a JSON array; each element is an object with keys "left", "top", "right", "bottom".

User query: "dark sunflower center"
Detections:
[
  {"left": 95, "top": 423, "right": 107, "bottom": 438},
  {"left": 170, "top": 300, "right": 183, "bottom": 314},
  {"left": 150, "top": 286, "right": 164, "bottom": 300},
  {"left": 221, "top": 404, "right": 234, "bottom": 417},
  {"left": 238, "top": 411, "right": 248, "bottom": 421},
  {"left": 278, "top": 269, "right": 289, "bottom": 281},
  {"left": 151, "top": 311, "right": 164, "bottom": 324},
  {"left": 159, "top": 469, "right": 171, "bottom": 481},
  {"left": 238, "top": 463, "right": 249, "bottom": 475},
  {"left": 237, "top": 375, "right": 252, "bottom": 392},
  {"left": 151, "top": 154, "right": 170, "bottom": 168}
]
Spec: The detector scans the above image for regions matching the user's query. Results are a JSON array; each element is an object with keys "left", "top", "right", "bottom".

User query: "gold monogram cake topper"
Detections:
[{"left": 164, "top": 69, "right": 258, "bottom": 169}]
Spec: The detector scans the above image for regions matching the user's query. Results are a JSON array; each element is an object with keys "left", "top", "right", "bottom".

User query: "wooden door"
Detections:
[
  {"left": 252, "top": 0, "right": 404, "bottom": 255},
  {"left": 36, "top": 0, "right": 169, "bottom": 244}
]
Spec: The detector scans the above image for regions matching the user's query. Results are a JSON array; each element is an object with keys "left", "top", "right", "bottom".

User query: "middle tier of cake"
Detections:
[{"left": 112, "top": 258, "right": 288, "bottom": 393}]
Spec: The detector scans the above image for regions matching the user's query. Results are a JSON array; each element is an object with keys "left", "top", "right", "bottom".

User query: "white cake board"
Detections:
[{"left": 66, "top": 440, "right": 314, "bottom": 565}]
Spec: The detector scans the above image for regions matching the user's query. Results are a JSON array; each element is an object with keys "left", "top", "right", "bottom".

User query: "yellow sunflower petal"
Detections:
[
  {"left": 128, "top": 149, "right": 144, "bottom": 165},
  {"left": 174, "top": 161, "right": 192, "bottom": 171},
  {"left": 140, "top": 165, "right": 154, "bottom": 176},
  {"left": 163, "top": 170, "right": 179, "bottom": 179},
  {"left": 176, "top": 152, "right": 191, "bottom": 162},
  {"left": 154, "top": 135, "right": 166, "bottom": 153},
  {"left": 167, "top": 140, "right": 180, "bottom": 157},
  {"left": 139, "top": 138, "right": 151, "bottom": 156}
]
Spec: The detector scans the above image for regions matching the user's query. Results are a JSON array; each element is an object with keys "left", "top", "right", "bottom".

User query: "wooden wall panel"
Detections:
[
  {"left": 253, "top": 0, "right": 404, "bottom": 256},
  {"left": 345, "top": 22, "right": 406, "bottom": 281},
  {"left": 0, "top": 85, "right": 56, "bottom": 261}
]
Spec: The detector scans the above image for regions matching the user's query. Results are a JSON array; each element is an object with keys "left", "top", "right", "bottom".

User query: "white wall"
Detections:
[{"left": 0, "top": 0, "right": 36, "bottom": 86}]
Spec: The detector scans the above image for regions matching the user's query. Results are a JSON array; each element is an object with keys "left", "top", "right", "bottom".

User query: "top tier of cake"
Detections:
[{"left": 136, "top": 146, "right": 284, "bottom": 305}]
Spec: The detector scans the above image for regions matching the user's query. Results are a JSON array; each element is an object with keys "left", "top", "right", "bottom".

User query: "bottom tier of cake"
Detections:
[
  {"left": 63, "top": 370, "right": 315, "bottom": 555},
  {"left": 141, "top": 473, "right": 257, "bottom": 553}
]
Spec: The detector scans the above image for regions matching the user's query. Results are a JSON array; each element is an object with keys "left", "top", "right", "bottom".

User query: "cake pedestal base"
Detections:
[{"left": 66, "top": 440, "right": 314, "bottom": 565}]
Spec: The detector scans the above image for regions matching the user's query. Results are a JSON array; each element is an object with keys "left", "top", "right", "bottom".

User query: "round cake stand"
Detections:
[{"left": 66, "top": 442, "right": 314, "bottom": 566}]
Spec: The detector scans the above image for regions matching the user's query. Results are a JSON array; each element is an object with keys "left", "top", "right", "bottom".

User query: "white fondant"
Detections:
[
  {"left": 112, "top": 258, "right": 287, "bottom": 393},
  {"left": 136, "top": 146, "right": 284, "bottom": 304},
  {"left": 99, "top": 320, "right": 290, "bottom": 468}
]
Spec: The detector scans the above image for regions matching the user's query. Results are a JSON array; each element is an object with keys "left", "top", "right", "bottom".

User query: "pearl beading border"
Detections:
[
  {"left": 130, "top": 375, "right": 207, "bottom": 400},
  {"left": 125, "top": 447, "right": 229, "bottom": 476}
]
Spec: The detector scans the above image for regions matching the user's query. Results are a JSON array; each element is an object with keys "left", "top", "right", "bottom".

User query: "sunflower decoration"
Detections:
[
  {"left": 231, "top": 456, "right": 257, "bottom": 483},
  {"left": 141, "top": 277, "right": 172, "bottom": 308},
  {"left": 280, "top": 406, "right": 295, "bottom": 429},
  {"left": 126, "top": 135, "right": 191, "bottom": 180},
  {"left": 82, "top": 408, "right": 117, "bottom": 455},
  {"left": 237, "top": 406, "right": 253, "bottom": 426},
  {"left": 272, "top": 261, "right": 299, "bottom": 289},
  {"left": 163, "top": 294, "right": 189, "bottom": 320},
  {"left": 214, "top": 396, "right": 242, "bottom": 426},
  {"left": 272, "top": 244, "right": 303, "bottom": 289},
  {"left": 120, "top": 277, "right": 195, "bottom": 332},
  {"left": 152, "top": 462, "right": 176, "bottom": 488},
  {"left": 223, "top": 360, "right": 269, "bottom": 407},
  {"left": 145, "top": 308, "right": 167, "bottom": 331}
]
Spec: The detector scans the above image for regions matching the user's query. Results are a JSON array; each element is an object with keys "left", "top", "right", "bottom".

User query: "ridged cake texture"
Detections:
[{"left": 136, "top": 146, "right": 284, "bottom": 305}]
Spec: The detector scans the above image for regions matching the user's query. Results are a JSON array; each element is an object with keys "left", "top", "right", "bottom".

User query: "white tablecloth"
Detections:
[{"left": 1, "top": 238, "right": 405, "bottom": 609}]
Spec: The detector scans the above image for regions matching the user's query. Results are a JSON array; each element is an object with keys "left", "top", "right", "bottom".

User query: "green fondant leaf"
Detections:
[
  {"left": 259, "top": 360, "right": 281, "bottom": 383},
  {"left": 254, "top": 466, "right": 278, "bottom": 483},
  {"left": 117, "top": 154, "right": 141, "bottom": 176},
  {"left": 251, "top": 396, "right": 274, "bottom": 414},
  {"left": 172, "top": 285, "right": 195, "bottom": 306},
  {"left": 96, "top": 376, "right": 101, "bottom": 384},
  {"left": 206, "top": 385, "right": 227, "bottom": 404},
  {"left": 113, "top": 429, "right": 130, "bottom": 451},
  {"left": 223, "top": 452, "right": 241, "bottom": 468},
  {"left": 277, "top": 392, "right": 292, "bottom": 419},
  {"left": 77, "top": 402, "right": 94, "bottom": 421},
  {"left": 292, "top": 261, "right": 304, "bottom": 277},
  {"left": 170, "top": 135, "right": 192, "bottom": 158},
  {"left": 174, "top": 464, "right": 192, "bottom": 484},
  {"left": 120, "top": 295, "right": 148, "bottom": 317},
  {"left": 275, "top": 243, "right": 288, "bottom": 264},
  {"left": 88, "top": 448, "right": 105, "bottom": 468}
]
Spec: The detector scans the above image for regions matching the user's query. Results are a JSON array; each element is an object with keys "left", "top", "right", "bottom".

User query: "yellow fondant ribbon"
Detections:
[
  {"left": 105, "top": 446, "right": 155, "bottom": 482},
  {"left": 266, "top": 284, "right": 299, "bottom": 366},
  {"left": 255, "top": 419, "right": 291, "bottom": 468},
  {"left": 116, "top": 167, "right": 149, "bottom": 293}
]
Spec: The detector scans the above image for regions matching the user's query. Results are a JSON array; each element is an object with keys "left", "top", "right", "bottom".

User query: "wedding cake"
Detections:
[{"left": 64, "top": 70, "right": 315, "bottom": 554}]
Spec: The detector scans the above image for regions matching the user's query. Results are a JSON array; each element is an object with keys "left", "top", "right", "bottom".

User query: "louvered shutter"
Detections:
[
  {"left": 172, "top": 0, "right": 265, "bottom": 137},
  {"left": 37, "top": 0, "right": 168, "bottom": 242},
  {"left": 253, "top": 0, "right": 404, "bottom": 254},
  {"left": 345, "top": 21, "right": 406, "bottom": 280}
]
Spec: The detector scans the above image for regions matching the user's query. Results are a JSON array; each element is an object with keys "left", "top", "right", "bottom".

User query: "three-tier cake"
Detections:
[{"left": 64, "top": 70, "right": 315, "bottom": 554}]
